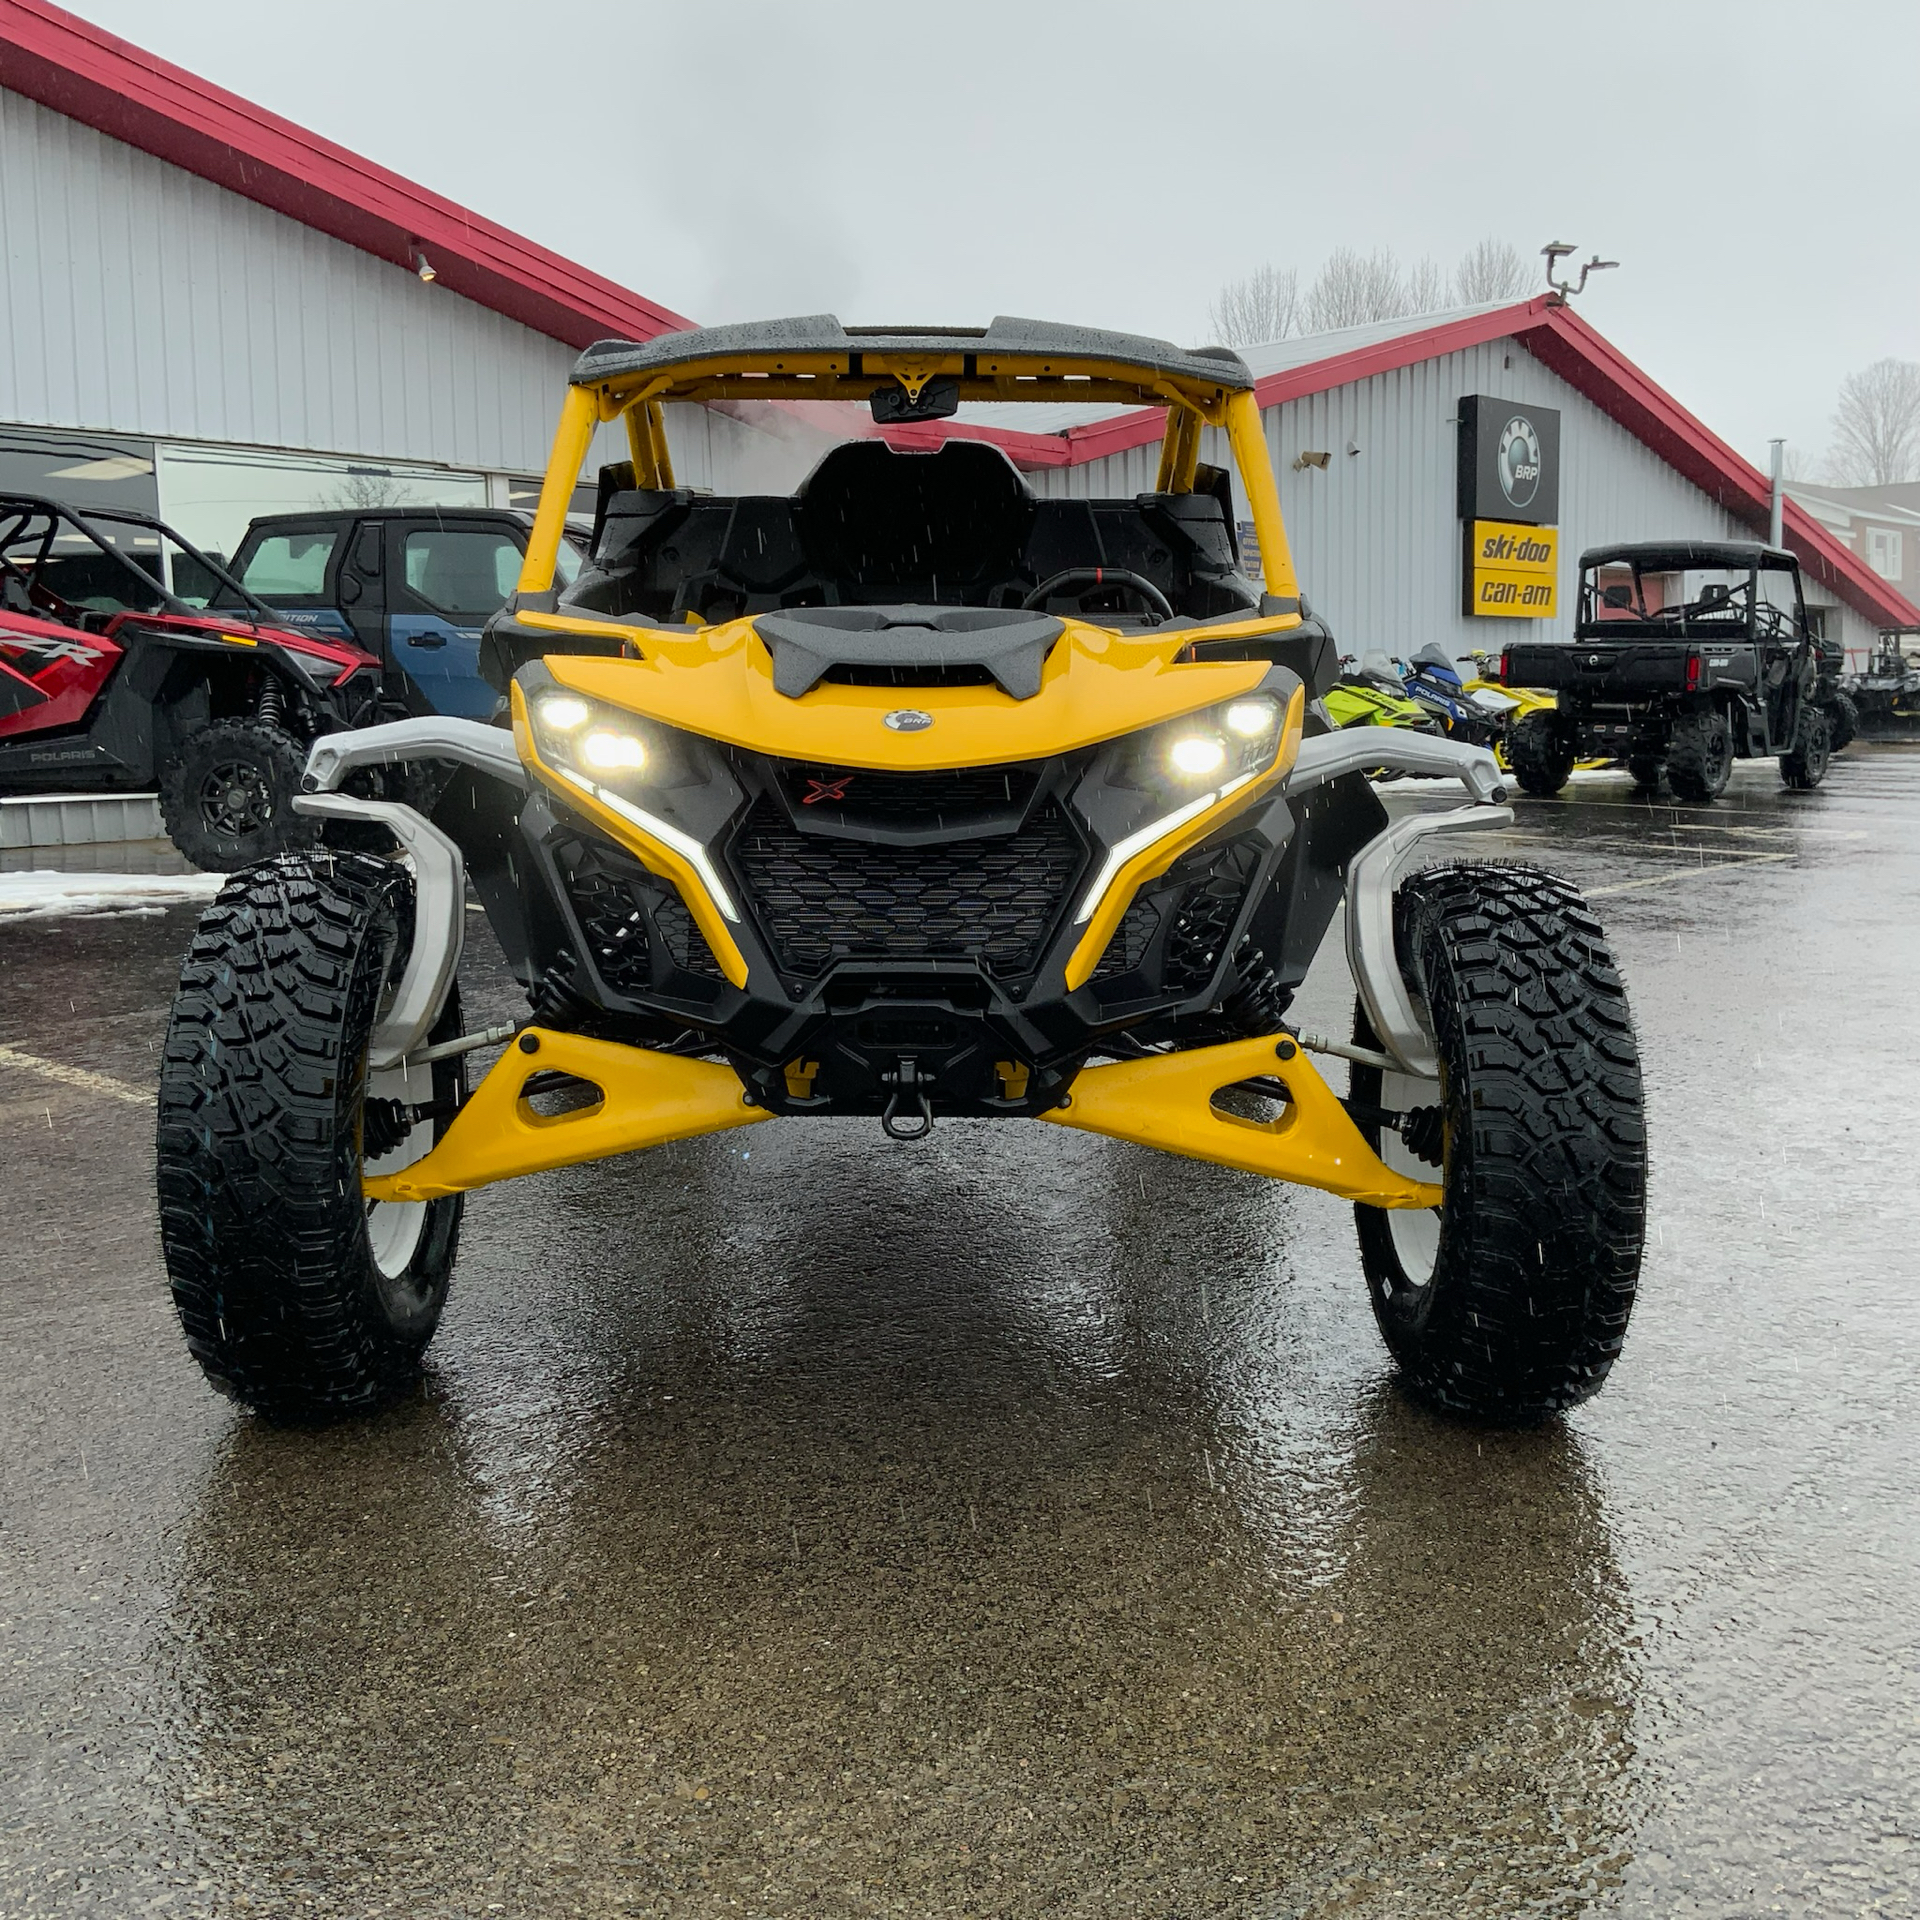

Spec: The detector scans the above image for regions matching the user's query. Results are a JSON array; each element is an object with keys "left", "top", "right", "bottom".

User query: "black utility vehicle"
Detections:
[{"left": 1500, "top": 541, "right": 1834, "bottom": 801}]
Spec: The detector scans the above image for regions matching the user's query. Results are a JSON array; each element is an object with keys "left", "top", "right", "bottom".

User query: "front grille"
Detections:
[
  {"left": 655, "top": 895, "right": 721, "bottom": 979},
  {"left": 564, "top": 858, "right": 653, "bottom": 997},
  {"left": 1092, "top": 895, "right": 1159, "bottom": 981},
  {"left": 771, "top": 762, "right": 1039, "bottom": 836},
  {"left": 1161, "top": 844, "right": 1260, "bottom": 991},
  {"left": 560, "top": 839, "right": 721, "bottom": 993},
  {"left": 732, "top": 796, "right": 1082, "bottom": 976}
]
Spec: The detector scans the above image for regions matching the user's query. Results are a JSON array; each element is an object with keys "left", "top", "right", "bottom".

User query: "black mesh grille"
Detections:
[
  {"left": 1161, "top": 845, "right": 1260, "bottom": 991},
  {"left": 564, "top": 860, "right": 653, "bottom": 997},
  {"left": 733, "top": 797, "right": 1082, "bottom": 976},
  {"left": 1091, "top": 895, "right": 1160, "bottom": 981},
  {"left": 655, "top": 895, "right": 721, "bottom": 979}
]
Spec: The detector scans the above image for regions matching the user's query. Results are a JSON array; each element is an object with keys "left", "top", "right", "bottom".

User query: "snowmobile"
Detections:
[
  {"left": 155, "top": 316, "right": 1648, "bottom": 1432},
  {"left": 1324, "top": 655, "right": 1436, "bottom": 734}
]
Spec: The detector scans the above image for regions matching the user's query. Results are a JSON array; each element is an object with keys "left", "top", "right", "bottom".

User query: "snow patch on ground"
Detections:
[{"left": 0, "top": 870, "right": 227, "bottom": 919}]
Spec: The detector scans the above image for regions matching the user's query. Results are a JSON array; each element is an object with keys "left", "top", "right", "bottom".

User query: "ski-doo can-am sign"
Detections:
[
  {"left": 1459, "top": 395, "right": 1561, "bottom": 617},
  {"left": 1457, "top": 395, "right": 1560, "bottom": 526}
]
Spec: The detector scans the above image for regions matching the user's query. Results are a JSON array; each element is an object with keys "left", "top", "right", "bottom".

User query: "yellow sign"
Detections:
[{"left": 1467, "top": 518, "right": 1558, "bottom": 618}]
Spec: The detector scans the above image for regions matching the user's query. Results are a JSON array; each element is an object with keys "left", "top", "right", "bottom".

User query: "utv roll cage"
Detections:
[
  {"left": 507, "top": 315, "right": 1303, "bottom": 625},
  {"left": 0, "top": 493, "right": 277, "bottom": 631}
]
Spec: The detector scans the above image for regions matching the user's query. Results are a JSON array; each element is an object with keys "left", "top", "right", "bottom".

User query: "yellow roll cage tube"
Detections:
[{"left": 362, "top": 343, "right": 1438, "bottom": 1214}]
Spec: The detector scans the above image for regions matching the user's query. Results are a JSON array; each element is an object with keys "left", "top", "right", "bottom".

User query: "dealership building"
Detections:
[{"left": 3, "top": 0, "right": 1915, "bottom": 666}]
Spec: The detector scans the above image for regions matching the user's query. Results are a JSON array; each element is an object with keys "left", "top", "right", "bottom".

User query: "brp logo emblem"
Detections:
[
  {"left": 1497, "top": 414, "right": 1543, "bottom": 510},
  {"left": 883, "top": 709, "right": 934, "bottom": 733}
]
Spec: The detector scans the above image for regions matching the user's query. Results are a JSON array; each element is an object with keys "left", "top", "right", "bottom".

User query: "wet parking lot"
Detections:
[{"left": 2, "top": 749, "right": 1917, "bottom": 1918}]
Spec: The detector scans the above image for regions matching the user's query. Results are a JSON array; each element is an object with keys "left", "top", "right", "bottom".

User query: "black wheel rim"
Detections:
[{"left": 198, "top": 758, "right": 275, "bottom": 837}]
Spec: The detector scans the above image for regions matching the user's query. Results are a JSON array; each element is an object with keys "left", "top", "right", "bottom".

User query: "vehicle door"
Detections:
[
  {"left": 229, "top": 522, "right": 355, "bottom": 641},
  {"left": 1754, "top": 565, "right": 1810, "bottom": 750},
  {"left": 384, "top": 517, "right": 528, "bottom": 719}
]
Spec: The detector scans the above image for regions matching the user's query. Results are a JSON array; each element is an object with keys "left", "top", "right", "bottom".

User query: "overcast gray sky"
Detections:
[{"left": 62, "top": 0, "right": 1920, "bottom": 476}]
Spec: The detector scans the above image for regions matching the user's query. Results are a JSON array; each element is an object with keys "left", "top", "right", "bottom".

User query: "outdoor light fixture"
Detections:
[{"left": 412, "top": 248, "right": 437, "bottom": 284}]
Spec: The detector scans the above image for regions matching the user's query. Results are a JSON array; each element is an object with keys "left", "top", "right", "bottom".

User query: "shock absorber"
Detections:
[{"left": 254, "top": 677, "right": 286, "bottom": 729}]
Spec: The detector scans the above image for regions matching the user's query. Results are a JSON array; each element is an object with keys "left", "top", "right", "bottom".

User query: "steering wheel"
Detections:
[{"left": 1022, "top": 567, "right": 1174, "bottom": 623}]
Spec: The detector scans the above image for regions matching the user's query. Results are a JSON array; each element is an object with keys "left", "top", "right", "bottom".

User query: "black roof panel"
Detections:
[
  {"left": 1580, "top": 539, "right": 1797, "bottom": 570},
  {"left": 572, "top": 315, "right": 1254, "bottom": 393}
]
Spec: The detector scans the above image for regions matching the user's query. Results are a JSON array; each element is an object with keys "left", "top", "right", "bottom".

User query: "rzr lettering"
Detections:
[{"left": 0, "top": 631, "right": 103, "bottom": 666}]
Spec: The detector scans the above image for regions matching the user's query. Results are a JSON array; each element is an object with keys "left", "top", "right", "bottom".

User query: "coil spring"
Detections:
[{"left": 254, "top": 679, "right": 286, "bottom": 728}]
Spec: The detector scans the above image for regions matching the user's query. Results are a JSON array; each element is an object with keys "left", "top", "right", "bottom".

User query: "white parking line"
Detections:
[
  {"left": 1587, "top": 853, "right": 1792, "bottom": 896},
  {"left": 0, "top": 1044, "right": 155, "bottom": 1107}
]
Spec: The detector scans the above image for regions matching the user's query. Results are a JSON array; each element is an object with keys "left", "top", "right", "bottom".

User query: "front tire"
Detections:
[
  {"left": 156, "top": 850, "right": 465, "bottom": 1424},
  {"left": 1350, "top": 863, "right": 1646, "bottom": 1423},
  {"left": 1822, "top": 691, "right": 1858, "bottom": 753},
  {"left": 1780, "top": 708, "right": 1831, "bottom": 790},
  {"left": 1506, "top": 710, "right": 1574, "bottom": 797},
  {"left": 1664, "top": 707, "right": 1732, "bottom": 801},
  {"left": 158, "top": 717, "right": 317, "bottom": 871}
]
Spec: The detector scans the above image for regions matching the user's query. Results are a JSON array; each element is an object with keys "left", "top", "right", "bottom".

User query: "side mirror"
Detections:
[{"left": 338, "top": 573, "right": 362, "bottom": 606}]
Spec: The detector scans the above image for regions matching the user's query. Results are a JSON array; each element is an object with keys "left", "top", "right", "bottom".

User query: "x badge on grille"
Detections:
[{"left": 801, "top": 775, "right": 853, "bottom": 806}]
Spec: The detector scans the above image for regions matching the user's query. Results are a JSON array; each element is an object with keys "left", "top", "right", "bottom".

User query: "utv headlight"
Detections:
[
  {"left": 1072, "top": 685, "right": 1296, "bottom": 928},
  {"left": 521, "top": 686, "right": 739, "bottom": 923}
]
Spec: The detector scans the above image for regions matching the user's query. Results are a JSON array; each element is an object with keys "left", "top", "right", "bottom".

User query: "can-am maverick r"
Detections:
[
  {"left": 156, "top": 318, "right": 1647, "bottom": 1428},
  {"left": 0, "top": 494, "right": 385, "bottom": 867}
]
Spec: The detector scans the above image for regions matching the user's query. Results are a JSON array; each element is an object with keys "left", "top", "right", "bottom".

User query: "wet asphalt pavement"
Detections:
[{"left": 2, "top": 748, "right": 1918, "bottom": 1919}]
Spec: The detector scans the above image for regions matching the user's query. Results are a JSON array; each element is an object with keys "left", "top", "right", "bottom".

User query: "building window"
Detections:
[{"left": 1867, "top": 526, "right": 1904, "bottom": 580}]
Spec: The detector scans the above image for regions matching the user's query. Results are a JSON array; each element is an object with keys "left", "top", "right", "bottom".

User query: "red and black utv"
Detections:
[{"left": 0, "top": 494, "right": 388, "bottom": 868}]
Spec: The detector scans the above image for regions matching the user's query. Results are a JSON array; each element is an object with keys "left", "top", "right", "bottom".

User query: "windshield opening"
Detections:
[{"left": 563, "top": 433, "right": 1258, "bottom": 630}]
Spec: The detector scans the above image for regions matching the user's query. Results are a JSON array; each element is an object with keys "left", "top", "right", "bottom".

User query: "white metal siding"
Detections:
[
  {"left": 0, "top": 87, "right": 582, "bottom": 474},
  {"left": 1034, "top": 338, "right": 1772, "bottom": 657}
]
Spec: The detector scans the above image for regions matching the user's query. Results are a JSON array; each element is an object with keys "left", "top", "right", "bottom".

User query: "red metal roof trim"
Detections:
[
  {"left": 958, "top": 294, "right": 1917, "bottom": 632},
  {"left": 0, "top": 0, "right": 693, "bottom": 350},
  {"left": 1515, "top": 305, "right": 1920, "bottom": 631}
]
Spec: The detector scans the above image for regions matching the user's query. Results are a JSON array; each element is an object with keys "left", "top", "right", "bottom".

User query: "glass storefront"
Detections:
[{"left": 154, "top": 443, "right": 490, "bottom": 565}]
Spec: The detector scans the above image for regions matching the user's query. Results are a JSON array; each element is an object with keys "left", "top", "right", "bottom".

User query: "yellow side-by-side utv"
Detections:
[{"left": 156, "top": 317, "right": 1646, "bottom": 1428}]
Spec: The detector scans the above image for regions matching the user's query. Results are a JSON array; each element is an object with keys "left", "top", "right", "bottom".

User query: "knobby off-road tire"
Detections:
[
  {"left": 1822, "top": 691, "right": 1859, "bottom": 753},
  {"left": 1664, "top": 707, "right": 1733, "bottom": 801},
  {"left": 1780, "top": 708, "right": 1832, "bottom": 790},
  {"left": 1627, "top": 755, "right": 1664, "bottom": 793},
  {"left": 1349, "top": 862, "right": 1646, "bottom": 1423},
  {"left": 158, "top": 717, "right": 317, "bottom": 872},
  {"left": 1505, "top": 710, "right": 1575, "bottom": 797},
  {"left": 157, "top": 850, "right": 465, "bottom": 1424}
]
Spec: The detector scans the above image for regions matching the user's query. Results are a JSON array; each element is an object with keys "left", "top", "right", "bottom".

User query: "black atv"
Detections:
[
  {"left": 0, "top": 495, "right": 390, "bottom": 868},
  {"left": 1499, "top": 541, "right": 1835, "bottom": 801}
]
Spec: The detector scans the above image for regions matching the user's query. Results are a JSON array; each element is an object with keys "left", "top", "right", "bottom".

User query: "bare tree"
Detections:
[
  {"left": 1452, "top": 237, "right": 1533, "bottom": 303},
  {"left": 323, "top": 470, "right": 414, "bottom": 511},
  {"left": 1207, "top": 264, "right": 1303, "bottom": 347},
  {"left": 1825, "top": 358, "right": 1920, "bottom": 485},
  {"left": 1304, "top": 247, "right": 1409, "bottom": 331},
  {"left": 1405, "top": 255, "right": 1449, "bottom": 314}
]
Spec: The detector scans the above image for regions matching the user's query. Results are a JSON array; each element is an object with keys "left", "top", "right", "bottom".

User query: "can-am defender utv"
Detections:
[
  {"left": 156, "top": 318, "right": 1647, "bottom": 1429},
  {"left": 1500, "top": 541, "right": 1836, "bottom": 801},
  {"left": 0, "top": 495, "right": 387, "bottom": 868}
]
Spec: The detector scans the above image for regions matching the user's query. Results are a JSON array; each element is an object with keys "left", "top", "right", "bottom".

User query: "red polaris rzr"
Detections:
[{"left": 0, "top": 494, "right": 388, "bottom": 868}]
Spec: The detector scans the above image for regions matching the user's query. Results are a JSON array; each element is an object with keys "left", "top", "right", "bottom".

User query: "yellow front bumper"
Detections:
[
  {"left": 1038, "top": 1033, "right": 1441, "bottom": 1208},
  {"left": 364, "top": 1030, "right": 1438, "bottom": 1211}
]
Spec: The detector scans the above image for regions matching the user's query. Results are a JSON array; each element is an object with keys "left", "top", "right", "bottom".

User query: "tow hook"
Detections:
[{"left": 880, "top": 1056, "right": 935, "bottom": 1140}]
